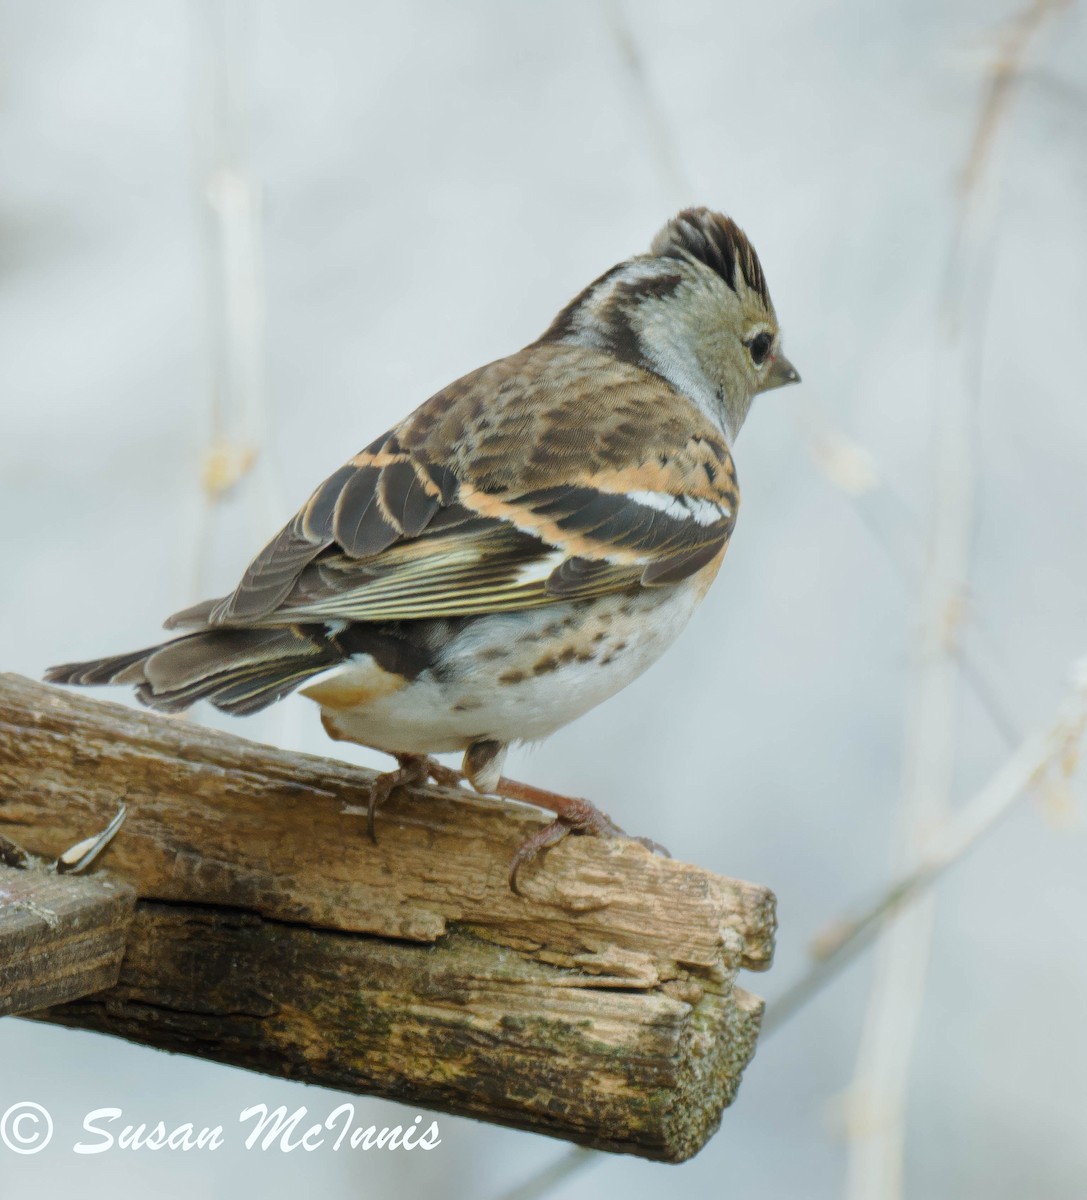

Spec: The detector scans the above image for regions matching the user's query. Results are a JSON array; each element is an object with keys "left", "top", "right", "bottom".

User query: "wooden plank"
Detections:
[
  {"left": 0, "top": 673, "right": 776, "bottom": 1160},
  {"left": 37, "top": 903, "right": 764, "bottom": 1162},
  {"left": 0, "top": 865, "right": 136, "bottom": 1015}
]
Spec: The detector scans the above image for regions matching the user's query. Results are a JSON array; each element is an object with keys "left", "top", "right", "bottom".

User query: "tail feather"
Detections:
[
  {"left": 44, "top": 646, "right": 155, "bottom": 688},
  {"left": 45, "top": 626, "right": 341, "bottom": 716}
]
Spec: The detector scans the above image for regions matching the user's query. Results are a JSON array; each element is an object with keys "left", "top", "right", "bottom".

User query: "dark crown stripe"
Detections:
[{"left": 650, "top": 207, "right": 771, "bottom": 306}]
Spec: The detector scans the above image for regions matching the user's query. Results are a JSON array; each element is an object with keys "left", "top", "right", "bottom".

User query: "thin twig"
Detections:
[
  {"left": 185, "top": 1, "right": 296, "bottom": 747},
  {"left": 763, "top": 668, "right": 1087, "bottom": 1035},
  {"left": 495, "top": 1147, "right": 598, "bottom": 1200},
  {"left": 844, "top": 5, "right": 1066, "bottom": 1195},
  {"left": 958, "top": 0, "right": 1073, "bottom": 199},
  {"left": 189, "top": 0, "right": 269, "bottom": 579},
  {"left": 601, "top": 0, "right": 693, "bottom": 205}
]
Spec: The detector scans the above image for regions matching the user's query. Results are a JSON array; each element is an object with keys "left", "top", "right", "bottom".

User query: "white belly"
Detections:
[{"left": 311, "top": 578, "right": 710, "bottom": 755}]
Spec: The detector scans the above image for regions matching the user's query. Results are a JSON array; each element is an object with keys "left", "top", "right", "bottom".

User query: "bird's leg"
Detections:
[
  {"left": 418, "top": 757, "right": 465, "bottom": 789},
  {"left": 366, "top": 753, "right": 464, "bottom": 841},
  {"left": 487, "top": 775, "right": 670, "bottom": 894},
  {"left": 369, "top": 738, "right": 667, "bottom": 892}
]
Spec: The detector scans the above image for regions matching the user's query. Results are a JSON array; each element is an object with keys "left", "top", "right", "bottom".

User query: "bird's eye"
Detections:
[{"left": 748, "top": 332, "right": 773, "bottom": 366}]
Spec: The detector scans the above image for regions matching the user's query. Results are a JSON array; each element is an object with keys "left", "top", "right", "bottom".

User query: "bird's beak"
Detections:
[{"left": 761, "top": 353, "right": 801, "bottom": 393}]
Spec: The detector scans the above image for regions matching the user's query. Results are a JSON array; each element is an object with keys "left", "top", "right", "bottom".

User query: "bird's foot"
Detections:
[
  {"left": 489, "top": 775, "right": 669, "bottom": 894},
  {"left": 366, "top": 754, "right": 464, "bottom": 841},
  {"left": 418, "top": 756, "right": 465, "bottom": 790}
]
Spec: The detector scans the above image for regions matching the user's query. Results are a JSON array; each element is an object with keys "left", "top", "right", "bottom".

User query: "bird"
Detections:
[{"left": 46, "top": 206, "right": 799, "bottom": 889}]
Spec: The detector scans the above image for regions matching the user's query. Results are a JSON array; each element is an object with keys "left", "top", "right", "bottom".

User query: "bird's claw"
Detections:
[
  {"left": 366, "top": 754, "right": 464, "bottom": 841},
  {"left": 507, "top": 797, "right": 669, "bottom": 895}
]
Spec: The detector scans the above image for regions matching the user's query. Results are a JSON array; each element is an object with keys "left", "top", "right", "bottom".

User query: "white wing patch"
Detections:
[
  {"left": 684, "top": 496, "right": 730, "bottom": 525},
  {"left": 627, "top": 490, "right": 729, "bottom": 526},
  {"left": 513, "top": 548, "right": 568, "bottom": 585}
]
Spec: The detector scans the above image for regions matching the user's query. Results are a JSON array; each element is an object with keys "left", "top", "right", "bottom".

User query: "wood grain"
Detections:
[
  {"left": 0, "top": 673, "right": 775, "bottom": 1161},
  {"left": 0, "top": 865, "right": 135, "bottom": 1015}
]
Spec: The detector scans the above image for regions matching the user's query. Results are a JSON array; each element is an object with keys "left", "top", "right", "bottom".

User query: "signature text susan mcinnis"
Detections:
[{"left": 69, "top": 1103, "right": 443, "bottom": 1154}]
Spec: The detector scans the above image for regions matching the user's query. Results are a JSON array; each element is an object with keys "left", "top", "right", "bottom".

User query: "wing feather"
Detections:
[{"left": 167, "top": 343, "right": 740, "bottom": 632}]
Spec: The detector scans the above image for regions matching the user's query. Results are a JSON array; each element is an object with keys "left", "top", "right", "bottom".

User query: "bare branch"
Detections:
[{"left": 845, "top": 6, "right": 1068, "bottom": 1194}]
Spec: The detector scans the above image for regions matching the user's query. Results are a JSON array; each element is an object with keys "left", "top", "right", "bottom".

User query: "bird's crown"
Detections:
[{"left": 650, "top": 207, "right": 771, "bottom": 308}]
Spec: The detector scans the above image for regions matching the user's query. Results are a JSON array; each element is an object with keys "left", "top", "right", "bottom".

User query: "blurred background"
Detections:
[{"left": 1, "top": 1, "right": 1085, "bottom": 1197}]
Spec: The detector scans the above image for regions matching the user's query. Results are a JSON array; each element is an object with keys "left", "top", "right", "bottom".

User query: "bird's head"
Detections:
[{"left": 540, "top": 207, "right": 800, "bottom": 442}]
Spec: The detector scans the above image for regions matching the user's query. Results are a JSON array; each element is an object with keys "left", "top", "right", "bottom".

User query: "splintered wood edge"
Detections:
[
  {"left": 32, "top": 903, "right": 764, "bottom": 1161},
  {"left": 0, "top": 866, "right": 136, "bottom": 1015},
  {"left": 0, "top": 674, "right": 777, "bottom": 984}
]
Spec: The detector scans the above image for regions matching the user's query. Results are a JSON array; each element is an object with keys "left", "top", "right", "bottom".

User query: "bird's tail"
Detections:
[{"left": 44, "top": 625, "right": 344, "bottom": 716}]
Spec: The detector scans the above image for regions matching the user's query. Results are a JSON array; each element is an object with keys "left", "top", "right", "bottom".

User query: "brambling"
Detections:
[{"left": 47, "top": 207, "right": 799, "bottom": 888}]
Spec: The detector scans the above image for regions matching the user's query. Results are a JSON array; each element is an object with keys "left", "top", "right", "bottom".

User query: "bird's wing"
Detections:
[{"left": 166, "top": 343, "right": 739, "bottom": 631}]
